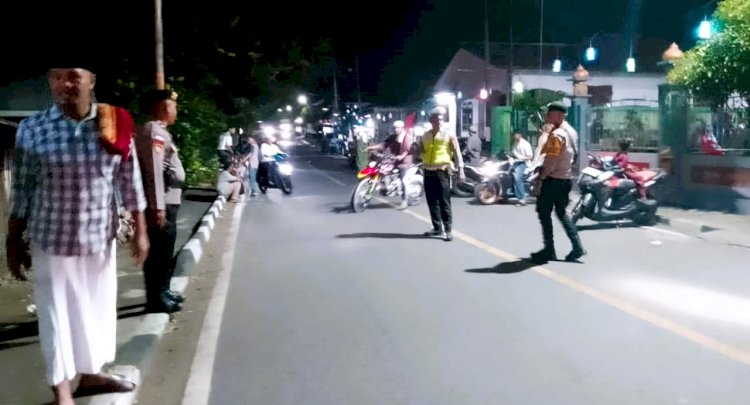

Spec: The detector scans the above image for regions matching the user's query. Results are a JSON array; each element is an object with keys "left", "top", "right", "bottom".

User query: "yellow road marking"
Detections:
[
  {"left": 399, "top": 206, "right": 750, "bottom": 366},
  {"left": 314, "top": 161, "right": 750, "bottom": 366}
]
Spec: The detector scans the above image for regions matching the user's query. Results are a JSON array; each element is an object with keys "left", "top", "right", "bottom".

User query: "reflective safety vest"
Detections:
[{"left": 422, "top": 129, "right": 453, "bottom": 169}]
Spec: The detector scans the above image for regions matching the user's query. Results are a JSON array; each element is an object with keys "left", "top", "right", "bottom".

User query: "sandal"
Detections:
[{"left": 73, "top": 374, "right": 136, "bottom": 398}]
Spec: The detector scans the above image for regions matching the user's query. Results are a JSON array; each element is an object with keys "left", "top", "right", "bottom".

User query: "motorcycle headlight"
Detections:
[
  {"left": 278, "top": 163, "right": 294, "bottom": 175},
  {"left": 480, "top": 162, "right": 500, "bottom": 176}
]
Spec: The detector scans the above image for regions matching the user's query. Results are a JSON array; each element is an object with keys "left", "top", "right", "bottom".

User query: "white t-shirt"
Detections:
[
  {"left": 218, "top": 132, "right": 233, "bottom": 151},
  {"left": 260, "top": 143, "right": 283, "bottom": 162},
  {"left": 512, "top": 138, "right": 533, "bottom": 161}
]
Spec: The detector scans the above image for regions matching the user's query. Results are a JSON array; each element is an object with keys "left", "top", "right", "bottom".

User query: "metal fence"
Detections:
[
  {"left": 589, "top": 101, "right": 660, "bottom": 152},
  {"left": 689, "top": 96, "right": 750, "bottom": 155}
]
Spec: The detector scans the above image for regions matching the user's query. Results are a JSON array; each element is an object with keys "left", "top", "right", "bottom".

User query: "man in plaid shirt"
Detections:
[{"left": 6, "top": 57, "right": 149, "bottom": 404}]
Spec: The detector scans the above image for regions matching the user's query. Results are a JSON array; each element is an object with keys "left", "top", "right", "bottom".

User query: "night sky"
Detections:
[{"left": 1, "top": 0, "right": 714, "bottom": 105}]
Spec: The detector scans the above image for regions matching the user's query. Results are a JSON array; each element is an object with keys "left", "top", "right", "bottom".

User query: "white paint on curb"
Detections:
[
  {"left": 170, "top": 276, "right": 190, "bottom": 295},
  {"left": 181, "top": 198, "right": 245, "bottom": 405},
  {"left": 87, "top": 194, "right": 227, "bottom": 405},
  {"left": 184, "top": 238, "right": 204, "bottom": 264},
  {"left": 202, "top": 214, "right": 216, "bottom": 230}
]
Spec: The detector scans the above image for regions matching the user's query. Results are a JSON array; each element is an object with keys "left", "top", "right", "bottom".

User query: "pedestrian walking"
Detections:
[
  {"left": 6, "top": 55, "right": 148, "bottom": 404},
  {"left": 531, "top": 102, "right": 586, "bottom": 264}
]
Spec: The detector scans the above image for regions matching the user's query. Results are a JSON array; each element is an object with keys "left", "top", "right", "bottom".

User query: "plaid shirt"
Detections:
[{"left": 11, "top": 104, "right": 147, "bottom": 256}]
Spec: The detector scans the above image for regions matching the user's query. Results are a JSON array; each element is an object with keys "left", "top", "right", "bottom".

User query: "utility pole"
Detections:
[
  {"left": 154, "top": 0, "right": 165, "bottom": 89},
  {"left": 508, "top": 0, "right": 514, "bottom": 105},
  {"left": 538, "top": 0, "right": 544, "bottom": 74},
  {"left": 484, "top": 0, "right": 490, "bottom": 90},
  {"left": 355, "top": 56, "right": 362, "bottom": 104},
  {"left": 481, "top": 0, "right": 490, "bottom": 142},
  {"left": 332, "top": 58, "right": 339, "bottom": 114}
]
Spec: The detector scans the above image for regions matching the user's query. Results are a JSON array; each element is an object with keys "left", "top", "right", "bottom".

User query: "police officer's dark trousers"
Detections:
[
  {"left": 536, "top": 178, "right": 583, "bottom": 253},
  {"left": 144, "top": 204, "right": 180, "bottom": 304},
  {"left": 424, "top": 170, "right": 452, "bottom": 232}
]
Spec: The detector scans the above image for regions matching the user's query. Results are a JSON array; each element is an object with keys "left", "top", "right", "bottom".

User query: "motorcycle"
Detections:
[
  {"left": 259, "top": 153, "right": 294, "bottom": 195},
  {"left": 473, "top": 154, "right": 540, "bottom": 205},
  {"left": 350, "top": 155, "right": 424, "bottom": 213},
  {"left": 570, "top": 161, "right": 666, "bottom": 226},
  {"left": 451, "top": 144, "right": 484, "bottom": 197}
]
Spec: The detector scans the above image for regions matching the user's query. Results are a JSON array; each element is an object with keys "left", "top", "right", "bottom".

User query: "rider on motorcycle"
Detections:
[
  {"left": 511, "top": 131, "right": 534, "bottom": 206},
  {"left": 258, "top": 134, "right": 285, "bottom": 187},
  {"left": 365, "top": 120, "right": 415, "bottom": 209},
  {"left": 613, "top": 138, "right": 648, "bottom": 199}
]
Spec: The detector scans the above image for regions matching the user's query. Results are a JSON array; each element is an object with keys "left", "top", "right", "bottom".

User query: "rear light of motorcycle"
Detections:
[{"left": 358, "top": 167, "right": 378, "bottom": 179}]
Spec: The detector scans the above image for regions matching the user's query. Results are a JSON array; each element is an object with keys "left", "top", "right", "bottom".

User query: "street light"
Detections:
[
  {"left": 585, "top": 32, "right": 601, "bottom": 62},
  {"left": 552, "top": 59, "right": 562, "bottom": 72},
  {"left": 479, "top": 88, "right": 489, "bottom": 100},
  {"left": 626, "top": 57, "right": 636, "bottom": 72},
  {"left": 297, "top": 94, "right": 308, "bottom": 105},
  {"left": 285, "top": 105, "right": 292, "bottom": 112},
  {"left": 697, "top": 19, "right": 713, "bottom": 39},
  {"left": 585, "top": 46, "right": 598, "bottom": 62}
]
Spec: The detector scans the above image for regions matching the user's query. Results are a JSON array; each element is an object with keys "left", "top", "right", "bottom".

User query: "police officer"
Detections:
[
  {"left": 531, "top": 102, "right": 586, "bottom": 264},
  {"left": 136, "top": 90, "right": 185, "bottom": 313},
  {"left": 421, "top": 107, "right": 465, "bottom": 242}
]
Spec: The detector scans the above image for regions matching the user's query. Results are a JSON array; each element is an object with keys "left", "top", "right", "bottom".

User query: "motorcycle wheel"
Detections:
[
  {"left": 632, "top": 208, "right": 657, "bottom": 226},
  {"left": 406, "top": 175, "right": 424, "bottom": 206},
  {"left": 281, "top": 176, "right": 293, "bottom": 195},
  {"left": 351, "top": 178, "right": 374, "bottom": 213},
  {"left": 474, "top": 182, "right": 499, "bottom": 205}
]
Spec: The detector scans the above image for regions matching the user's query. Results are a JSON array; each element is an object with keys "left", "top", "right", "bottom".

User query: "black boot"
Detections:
[
  {"left": 565, "top": 234, "right": 587, "bottom": 262},
  {"left": 530, "top": 247, "right": 557, "bottom": 264}
]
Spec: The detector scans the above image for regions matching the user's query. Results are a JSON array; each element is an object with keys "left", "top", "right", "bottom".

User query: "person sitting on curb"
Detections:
[{"left": 217, "top": 164, "right": 243, "bottom": 203}]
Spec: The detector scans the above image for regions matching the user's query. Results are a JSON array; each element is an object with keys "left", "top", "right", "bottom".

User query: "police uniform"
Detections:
[
  {"left": 421, "top": 107, "right": 464, "bottom": 241},
  {"left": 531, "top": 102, "right": 586, "bottom": 264},
  {"left": 135, "top": 90, "right": 185, "bottom": 312}
]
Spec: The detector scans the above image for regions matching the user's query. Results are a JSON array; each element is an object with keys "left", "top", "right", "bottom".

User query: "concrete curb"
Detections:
[
  {"left": 85, "top": 195, "right": 227, "bottom": 405},
  {"left": 656, "top": 215, "right": 717, "bottom": 236}
]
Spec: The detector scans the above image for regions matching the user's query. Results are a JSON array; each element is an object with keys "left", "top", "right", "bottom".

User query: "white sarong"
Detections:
[{"left": 32, "top": 242, "right": 117, "bottom": 386}]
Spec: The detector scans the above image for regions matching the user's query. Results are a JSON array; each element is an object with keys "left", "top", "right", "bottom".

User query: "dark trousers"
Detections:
[
  {"left": 144, "top": 204, "right": 179, "bottom": 303},
  {"left": 536, "top": 178, "right": 582, "bottom": 252},
  {"left": 424, "top": 170, "right": 452, "bottom": 232},
  {"left": 218, "top": 150, "right": 232, "bottom": 167}
]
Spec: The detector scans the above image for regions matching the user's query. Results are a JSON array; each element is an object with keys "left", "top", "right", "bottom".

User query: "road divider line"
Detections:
[
  {"left": 306, "top": 162, "right": 347, "bottom": 186},
  {"left": 181, "top": 201, "right": 246, "bottom": 405},
  {"left": 393, "top": 202, "right": 750, "bottom": 367}
]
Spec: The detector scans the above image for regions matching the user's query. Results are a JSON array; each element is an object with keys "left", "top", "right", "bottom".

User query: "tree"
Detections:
[
  {"left": 668, "top": 0, "right": 750, "bottom": 107},
  {"left": 512, "top": 89, "right": 566, "bottom": 130},
  {"left": 107, "top": 15, "right": 335, "bottom": 186}
]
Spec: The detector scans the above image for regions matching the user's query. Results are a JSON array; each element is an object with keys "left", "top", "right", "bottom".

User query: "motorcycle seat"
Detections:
[
  {"left": 628, "top": 170, "right": 659, "bottom": 183},
  {"left": 608, "top": 178, "right": 637, "bottom": 190}
]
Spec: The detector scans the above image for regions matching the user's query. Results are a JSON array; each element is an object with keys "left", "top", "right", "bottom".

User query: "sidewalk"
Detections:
[
  {"left": 568, "top": 189, "right": 750, "bottom": 248},
  {"left": 656, "top": 207, "right": 750, "bottom": 249},
  {"left": 0, "top": 188, "right": 221, "bottom": 405}
]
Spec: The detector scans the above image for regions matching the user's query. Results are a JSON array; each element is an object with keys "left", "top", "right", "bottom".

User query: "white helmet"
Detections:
[{"left": 393, "top": 120, "right": 405, "bottom": 129}]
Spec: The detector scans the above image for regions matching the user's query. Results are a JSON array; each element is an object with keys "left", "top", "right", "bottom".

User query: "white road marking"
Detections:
[
  {"left": 306, "top": 162, "right": 347, "bottom": 186},
  {"left": 181, "top": 201, "right": 246, "bottom": 405},
  {"left": 642, "top": 226, "right": 690, "bottom": 239}
]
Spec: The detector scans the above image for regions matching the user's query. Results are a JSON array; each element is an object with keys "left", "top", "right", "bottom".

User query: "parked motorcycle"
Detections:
[
  {"left": 451, "top": 145, "right": 484, "bottom": 197},
  {"left": 473, "top": 154, "right": 540, "bottom": 205},
  {"left": 570, "top": 163, "right": 666, "bottom": 226},
  {"left": 259, "top": 153, "right": 294, "bottom": 195},
  {"left": 350, "top": 155, "right": 424, "bottom": 213}
]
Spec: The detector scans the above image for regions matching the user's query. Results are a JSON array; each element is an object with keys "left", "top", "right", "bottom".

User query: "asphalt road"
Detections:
[{"left": 204, "top": 146, "right": 750, "bottom": 405}]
